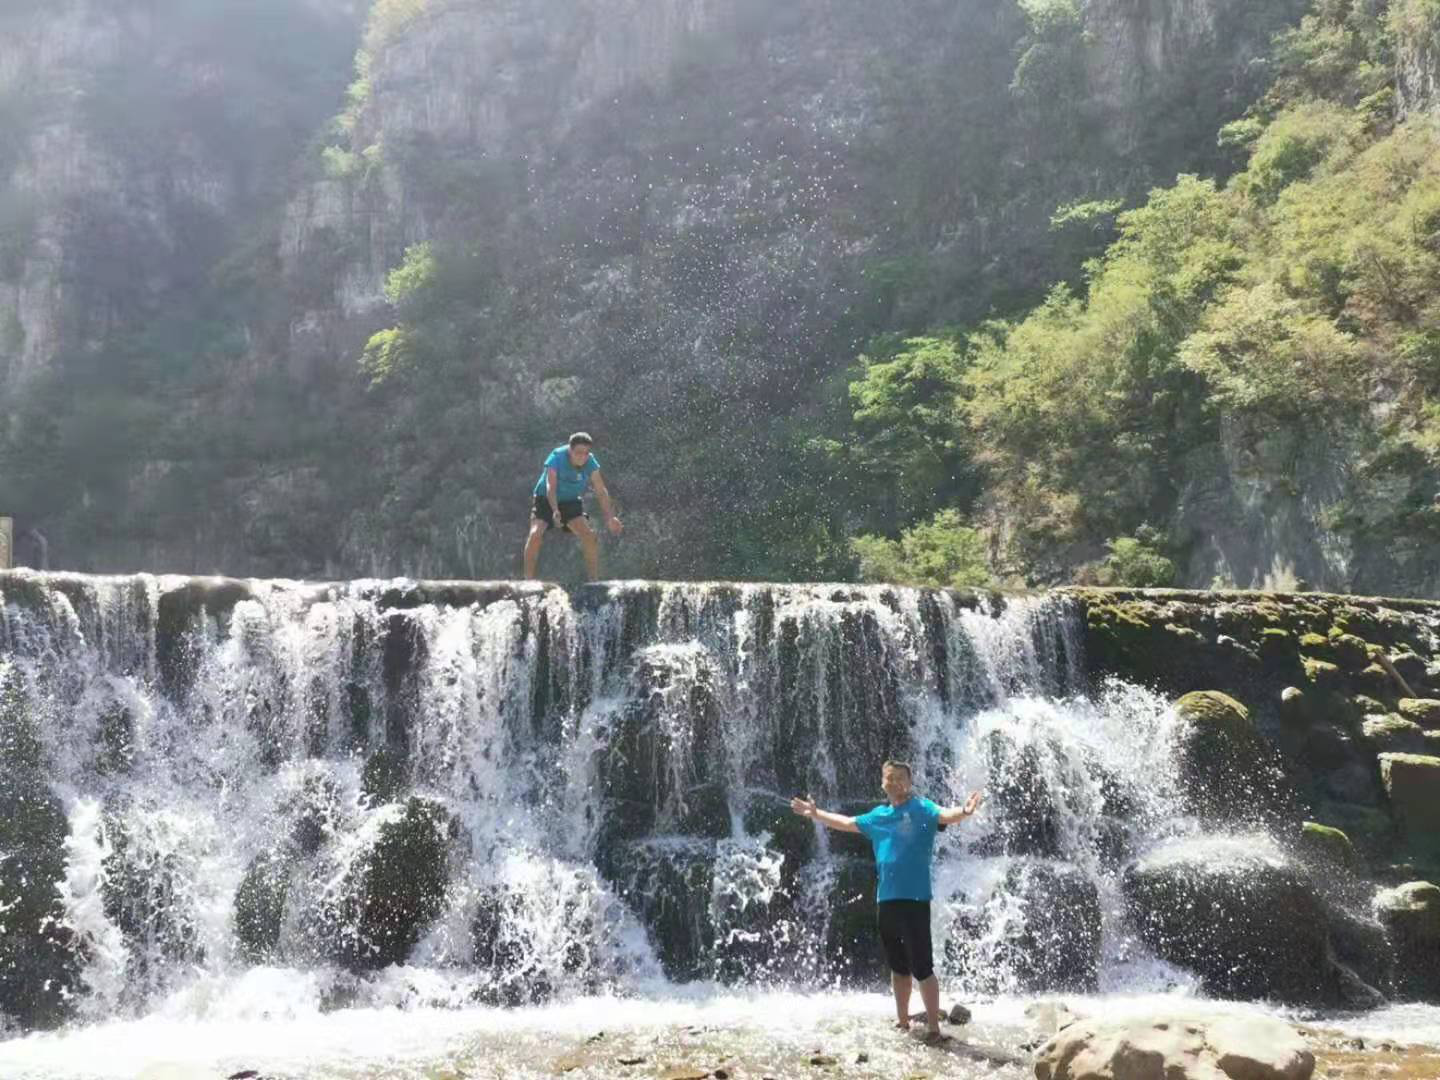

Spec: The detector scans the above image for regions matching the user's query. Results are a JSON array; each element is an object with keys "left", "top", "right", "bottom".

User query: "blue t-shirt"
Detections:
[
  {"left": 532, "top": 446, "right": 601, "bottom": 501},
  {"left": 855, "top": 797, "right": 941, "bottom": 902}
]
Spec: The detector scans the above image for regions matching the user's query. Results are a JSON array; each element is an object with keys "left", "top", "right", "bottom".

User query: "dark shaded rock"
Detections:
[
  {"left": 1375, "top": 881, "right": 1440, "bottom": 1000},
  {"left": 971, "top": 731, "right": 1062, "bottom": 857},
  {"left": 1297, "top": 822, "right": 1360, "bottom": 874},
  {"left": 1390, "top": 652, "right": 1428, "bottom": 689},
  {"left": 948, "top": 861, "right": 1100, "bottom": 994},
  {"left": 155, "top": 578, "right": 252, "bottom": 700},
  {"left": 100, "top": 807, "right": 203, "bottom": 991},
  {"left": 234, "top": 853, "right": 291, "bottom": 962},
  {"left": 823, "top": 857, "right": 883, "bottom": 983},
  {"left": 743, "top": 793, "right": 818, "bottom": 869},
  {"left": 329, "top": 797, "right": 450, "bottom": 971},
  {"left": 0, "top": 667, "right": 83, "bottom": 1030},
  {"left": 948, "top": 1002, "right": 972, "bottom": 1025},
  {"left": 1122, "top": 843, "right": 1343, "bottom": 1005},
  {"left": 1172, "top": 691, "right": 1297, "bottom": 828},
  {"left": 600, "top": 840, "right": 715, "bottom": 982},
  {"left": 361, "top": 748, "right": 408, "bottom": 807}
]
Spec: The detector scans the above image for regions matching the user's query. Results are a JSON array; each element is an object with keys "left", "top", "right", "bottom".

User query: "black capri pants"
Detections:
[{"left": 877, "top": 899, "right": 934, "bottom": 980}]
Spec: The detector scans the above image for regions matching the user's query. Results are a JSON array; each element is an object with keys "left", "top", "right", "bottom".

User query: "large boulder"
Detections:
[
  {"left": 1034, "top": 1013, "right": 1314, "bottom": 1080},
  {"left": 1122, "top": 842, "right": 1340, "bottom": 1004},
  {"left": 1378, "top": 753, "right": 1440, "bottom": 838},
  {"left": 971, "top": 731, "right": 1063, "bottom": 857},
  {"left": 1374, "top": 881, "right": 1440, "bottom": 1000},
  {"left": 1171, "top": 692, "right": 1296, "bottom": 828}
]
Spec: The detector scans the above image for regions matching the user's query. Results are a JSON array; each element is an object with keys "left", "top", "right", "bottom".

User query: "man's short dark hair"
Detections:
[
  {"left": 883, "top": 760, "right": 912, "bottom": 780},
  {"left": 569, "top": 431, "right": 593, "bottom": 448}
]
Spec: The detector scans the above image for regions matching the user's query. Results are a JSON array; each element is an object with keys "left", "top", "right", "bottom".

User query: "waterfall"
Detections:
[{"left": 0, "top": 572, "right": 1311, "bottom": 1034}]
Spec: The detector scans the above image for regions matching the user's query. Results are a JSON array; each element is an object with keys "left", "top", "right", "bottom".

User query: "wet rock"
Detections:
[
  {"left": 972, "top": 730, "right": 1062, "bottom": 856},
  {"left": 1361, "top": 715, "right": 1426, "bottom": 754},
  {"left": 1397, "top": 697, "right": 1440, "bottom": 730},
  {"left": 600, "top": 840, "right": 714, "bottom": 981},
  {"left": 234, "top": 853, "right": 291, "bottom": 962},
  {"left": 1122, "top": 843, "right": 1340, "bottom": 1004},
  {"left": 1034, "top": 1013, "right": 1315, "bottom": 1080},
  {"left": 1172, "top": 691, "right": 1296, "bottom": 828},
  {"left": 1378, "top": 753, "right": 1440, "bottom": 838},
  {"left": 155, "top": 578, "right": 252, "bottom": 700},
  {"left": 949, "top": 862, "right": 1100, "bottom": 994},
  {"left": 328, "top": 797, "right": 450, "bottom": 971},
  {"left": 0, "top": 667, "right": 83, "bottom": 1029},
  {"left": 1297, "top": 822, "right": 1360, "bottom": 874},
  {"left": 823, "top": 856, "right": 884, "bottom": 983},
  {"left": 360, "top": 748, "right": 408, "bottom": 807},
  {"left": 808, "top": 1054, "right": 837, "bottom": 1066},
  {"left": 948, "top": 1002, "right": 972, "bottom": 1025},
  {"left": 1374, "top": 881, "right": 1440, "bottom": 999},
  {"left": 101, "top": 807, "right": 203, "bottom": 990},
  {"left": 743, "top": 793, "right": 818, "bottom": 869}
]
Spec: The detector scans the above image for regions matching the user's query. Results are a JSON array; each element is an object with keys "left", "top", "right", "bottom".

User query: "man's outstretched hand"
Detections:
[
  {"left": 962, "top": 790, "right": 984, "bottom": 816},
  {"left": 606, "top": 515, "right": 624, "bottom": 535},
  {"left": 790, "top": 795, "right": 816, "bottom": 818}
]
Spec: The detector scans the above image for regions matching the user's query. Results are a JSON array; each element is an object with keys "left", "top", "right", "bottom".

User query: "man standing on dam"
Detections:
[
  {"left": 792, "top": 762, "right": 983, "bottom": 1044},
  {"left": 524, "top": 431, "right": 623, "bottom": 581}
]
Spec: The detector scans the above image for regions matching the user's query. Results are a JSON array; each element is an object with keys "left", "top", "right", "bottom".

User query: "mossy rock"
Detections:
[
  {"left": 1379, "top": 754, "right": 1440, "bottom": 840},
  {"left": 1362, "top": 714, "right": 1426, "bottom": 754},
  {"left": 1298, "top": 821, "right": 1360, "bottom": 873},
  {"left": 1303, "top": 657, "right": 1345, "bottom": 689},
  {"left": 1299, "top": 632, "right": 1329, "bottom": 653},
  {"left": 1314, "top": 801, "right": 1397, "bottom": 866},
  {"left": 1257, "top": 627, "right": 1297, "bottom": 667},
  {"left": 1351, "top": 664, "right": 1396, "bottom": 698},
  {"left": 1326, "top": 630, "right": 1372, "bottom": 671},
  {"left": 1375, "top": 881, "right": 1440, "bottom": 999},
  {"left": 1172, "top": 692, "right": 1296, "bottom": 827},
  {"left": 1398, "top": 698, "right": 1440, "bottom": 730}
]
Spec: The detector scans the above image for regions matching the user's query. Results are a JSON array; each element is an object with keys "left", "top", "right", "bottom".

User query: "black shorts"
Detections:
[
  {"left": 532, "top": 495, "right": 587, "bottom": 531},
  {"left": 877, "top": 899, "right": 934, "bottom": 980}
]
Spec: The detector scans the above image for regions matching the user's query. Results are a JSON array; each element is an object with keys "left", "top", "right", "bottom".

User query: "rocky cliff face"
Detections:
[{"left": 0, "top": 0, "right": 1328, "bottom": 579}]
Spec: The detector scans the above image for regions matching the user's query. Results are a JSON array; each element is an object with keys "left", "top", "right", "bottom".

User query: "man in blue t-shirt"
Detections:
[
  {"left": 524, "top": 431, "right": 623, "bottom": 581},
  {"left": 791, "top": 762, "right": 983, "bottom": 1043}
]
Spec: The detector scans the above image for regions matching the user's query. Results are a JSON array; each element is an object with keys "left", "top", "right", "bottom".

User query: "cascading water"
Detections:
[{"left": 0, "top": 571, "right": 1433, "bottom": 1078}]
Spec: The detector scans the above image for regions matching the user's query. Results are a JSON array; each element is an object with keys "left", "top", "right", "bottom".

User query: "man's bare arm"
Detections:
[
  {"left": 938, "top": 790, "right": 984, "bottom": 827},
  {"left": 790, "top": 795, "right": 861, "bottom": 834},
  {"left": 590, "top": 471, "right": 623, "bottom": 533},
  {"left": 546, "top": 467, "right": 560, "bottom": 519}
]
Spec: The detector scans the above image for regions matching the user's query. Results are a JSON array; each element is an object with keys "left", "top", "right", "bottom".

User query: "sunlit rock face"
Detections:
[{"left": 2, "top": 571, "right": 1435, "bottom": 1033}]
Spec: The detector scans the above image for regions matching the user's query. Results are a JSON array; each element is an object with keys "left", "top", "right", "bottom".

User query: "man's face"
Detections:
[
  {"left": 568, "top": 443, "right": 592, "bottom": 466},
  {"left": 881, "top": 765, "right": 911, "bottom": 802}
]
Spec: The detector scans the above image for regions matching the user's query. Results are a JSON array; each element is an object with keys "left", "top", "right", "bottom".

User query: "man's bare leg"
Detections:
[
  {"left": 918, "top": 974, "right": 942, "bottom": 1036},
  {"left": 891, "top": 973, "right": 913, "bottom": 1029},
  {"left": 523, "top": 519, "right": 547, "bottom": 579},
  {"left": 569, "top": 516, "right": 601, "bottom": 581}
]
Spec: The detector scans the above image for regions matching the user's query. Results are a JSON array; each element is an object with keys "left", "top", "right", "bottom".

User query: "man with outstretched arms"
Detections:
[
  {"left": 524, "top": 431, "right": 622, "bottom": 581},
  {"left": 791, "top": 762, "right": 983, "bottom": 1043}
]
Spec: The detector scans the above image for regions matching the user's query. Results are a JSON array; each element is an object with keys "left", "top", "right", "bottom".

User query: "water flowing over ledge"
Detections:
[{"left": 1, "top": 572, "right": 1439, "bottom": 1077}]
